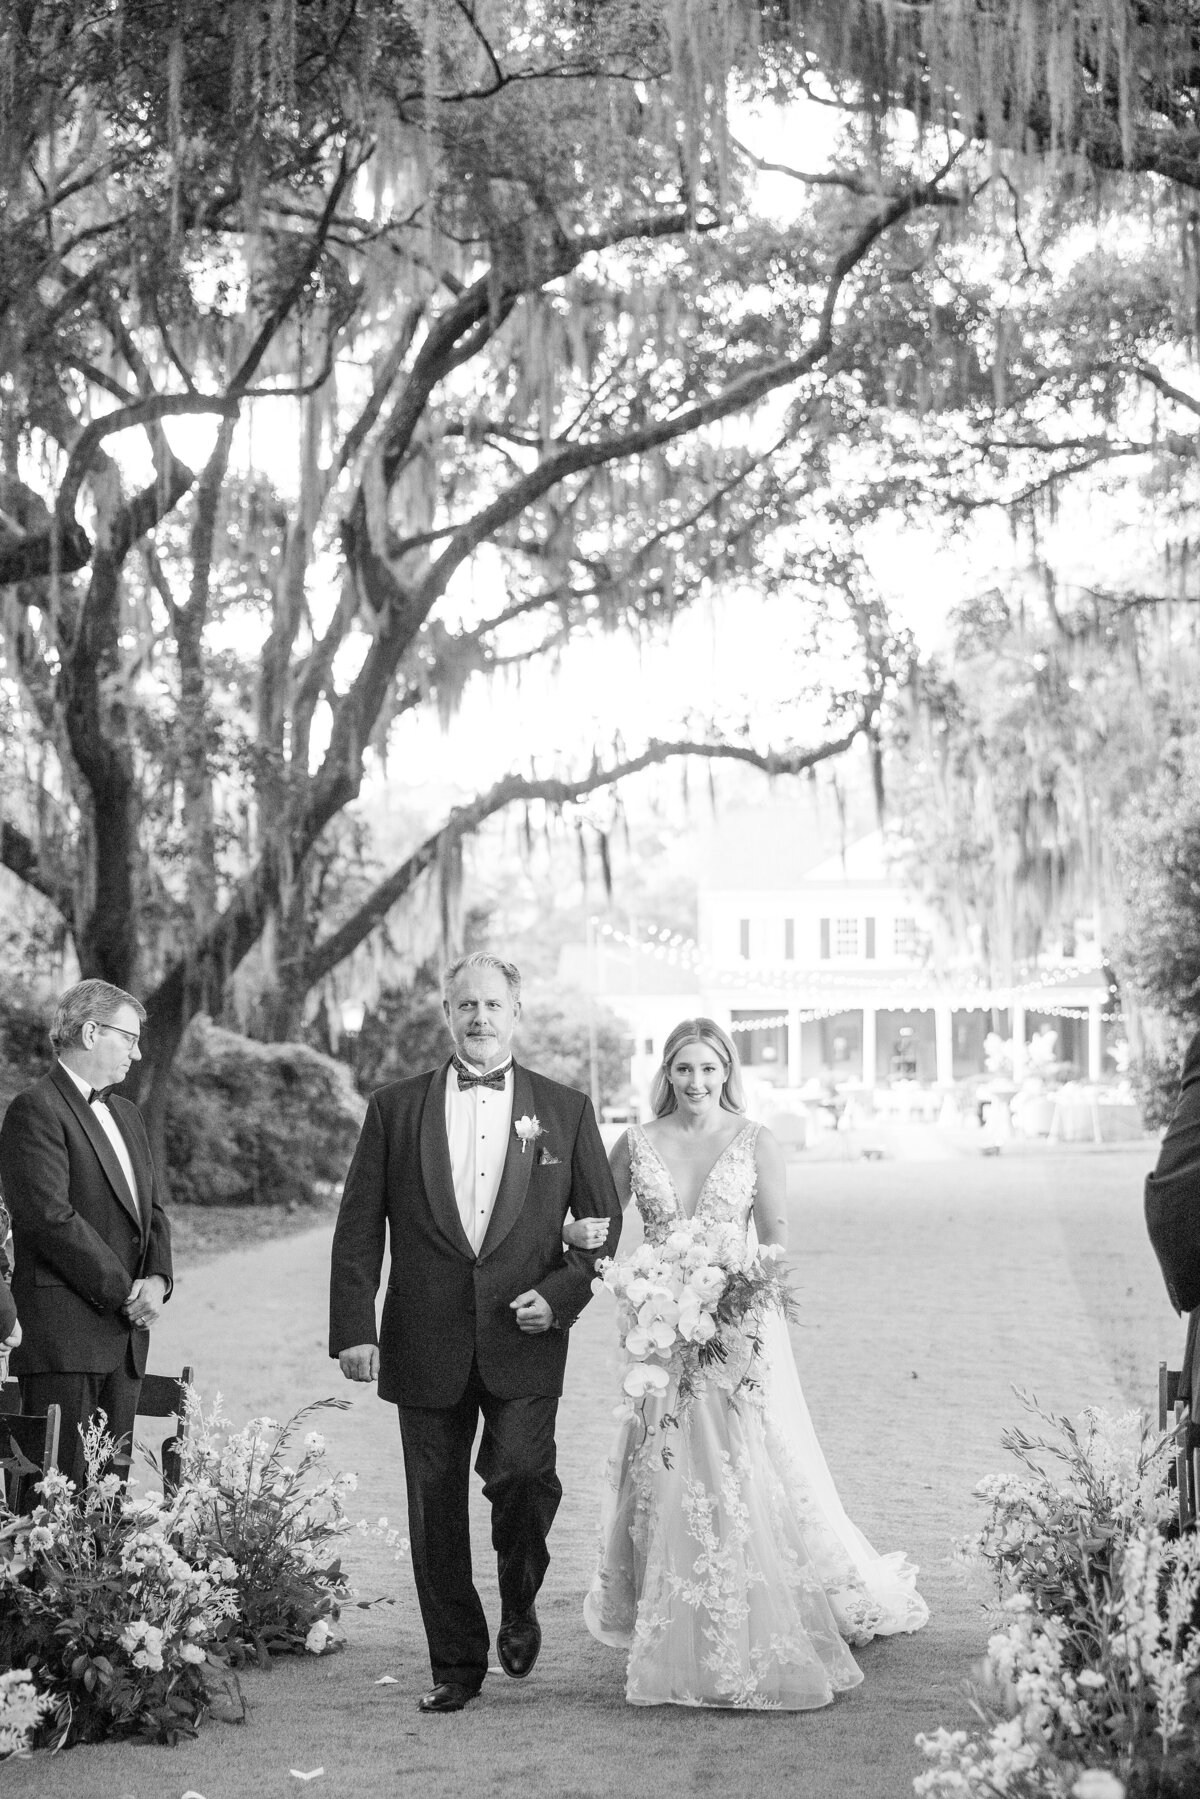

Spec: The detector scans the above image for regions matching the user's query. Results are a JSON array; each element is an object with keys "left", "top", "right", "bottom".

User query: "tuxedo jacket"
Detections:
[
  {"left": 328, "top": 1059, "right": 622, "bottom": 1407},
  {"left": 0, "top": 1064, "right": 173, "bottom": 1378},
  {"left": 1146, "top": 1031, "right": 1200, "bottom": 1403}
]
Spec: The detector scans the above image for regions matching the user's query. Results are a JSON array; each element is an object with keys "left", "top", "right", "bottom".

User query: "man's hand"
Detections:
[
  {"left": 510, "top": 1289, "right": 554, "bottom": 1334},
  {"left": 339, "top": 1344, "right": 380, "bottom": 1382},
  {"left": 122, "top": 1274, "right": 166, "bottom": 1329},
  {"left": 563, "top": 1215, "right": 610, "bottom": 1251}
]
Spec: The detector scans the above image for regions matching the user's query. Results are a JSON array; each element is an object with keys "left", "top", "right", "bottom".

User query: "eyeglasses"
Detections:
[{"left": 90, "top": 1020, "right": 141, "bottom": 1048}]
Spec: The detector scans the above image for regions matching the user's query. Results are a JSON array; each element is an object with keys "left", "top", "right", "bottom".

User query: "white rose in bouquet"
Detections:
[{"left": 689, "top": 1265, "right": 726, "bottom": 1304}]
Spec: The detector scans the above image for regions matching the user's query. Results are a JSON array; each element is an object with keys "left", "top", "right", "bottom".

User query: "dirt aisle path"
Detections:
[{"left": 5, "top": 1143, "right": 1175, "bottom": 1799}]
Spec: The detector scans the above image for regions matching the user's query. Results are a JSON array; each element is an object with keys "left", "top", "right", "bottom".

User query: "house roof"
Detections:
[{"left": 700, "top": 812, "right": 895, "bottom": 893}]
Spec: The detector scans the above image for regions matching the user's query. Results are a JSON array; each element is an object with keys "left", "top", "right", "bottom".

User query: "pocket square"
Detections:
[{"left": 537, "top": 1147, "right": 561, "bottom": 1166}]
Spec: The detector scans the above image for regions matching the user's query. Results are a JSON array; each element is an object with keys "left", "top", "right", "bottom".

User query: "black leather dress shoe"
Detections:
[
  {"left": 417, "top": 1681, "right": 480, "bottom": 1713},
  {"left": 497, "top": 1606, "right": 541, "bottom": 1679}
]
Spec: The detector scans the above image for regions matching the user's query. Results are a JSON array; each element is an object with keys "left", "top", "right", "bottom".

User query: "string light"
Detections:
[{"left": 590, "top": 917, "right": 1119, "bottom": 1013}]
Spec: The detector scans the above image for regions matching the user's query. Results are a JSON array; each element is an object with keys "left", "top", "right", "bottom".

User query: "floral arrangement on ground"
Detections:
[
  {"left": 0, "top": 1394, "right": 405, "bottom": 1755},
  {"left": 916, "top": 1392, "right": 1200, "bottom": 1799},
  {"left": 595, "top": 1215, "right": 794, "bottom": 1465}
]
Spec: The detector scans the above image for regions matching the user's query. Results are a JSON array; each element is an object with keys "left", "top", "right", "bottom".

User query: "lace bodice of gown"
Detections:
[{"left": 627, "top": 1121, "right": 760, "bottom": 1244}]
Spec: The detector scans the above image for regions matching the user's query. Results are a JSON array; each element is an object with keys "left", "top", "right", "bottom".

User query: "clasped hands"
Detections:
[
  {"left": 338, "top": 1288, "right": 556, "bottom": 1383},
  {"left": 123, "top": 1274, "right": 166, "bottom": 1330}
]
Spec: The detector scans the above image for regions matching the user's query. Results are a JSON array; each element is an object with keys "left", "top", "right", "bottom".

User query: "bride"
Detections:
[{"left": 571, "top": 1017, "right": 928, "bottom": 1710}]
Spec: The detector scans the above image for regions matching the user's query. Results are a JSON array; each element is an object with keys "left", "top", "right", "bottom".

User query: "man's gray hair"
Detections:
[
  {"left": 49, "top": 979, "right": 146, "bottom": 1052},
  {"left": 441, "top": 952, "right": 522, "bottom": 1003}
]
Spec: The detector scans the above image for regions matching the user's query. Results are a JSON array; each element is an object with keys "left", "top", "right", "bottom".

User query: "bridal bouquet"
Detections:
[{"left": 594, "top": 1217, "right": 794, "bottom": 1435}]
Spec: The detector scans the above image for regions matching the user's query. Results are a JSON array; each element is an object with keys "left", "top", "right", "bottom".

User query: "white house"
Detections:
[{"left": 563, "top": 806, "right": 1116, "bottom": 1107}]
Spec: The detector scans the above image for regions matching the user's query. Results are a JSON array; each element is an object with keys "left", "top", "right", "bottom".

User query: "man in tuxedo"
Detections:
[
  {"left": 329, "top": 951, "right": 621, "bottom": 1713},
  {"left": 0, "top": 979, "right": 173, "bottom": 1486}
]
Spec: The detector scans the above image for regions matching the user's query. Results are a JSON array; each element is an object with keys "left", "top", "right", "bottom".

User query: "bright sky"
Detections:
[
  {"left": 374, "top": 98, "right": 980, "bottom": 807},
  {"left": 151, "top": 93, "right": 1143, "bottom": 828}
]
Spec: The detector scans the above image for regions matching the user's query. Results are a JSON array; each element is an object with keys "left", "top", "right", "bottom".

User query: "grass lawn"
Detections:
[{"left": 1, "top": 1137, "right": 1175, "bottom": 1799}]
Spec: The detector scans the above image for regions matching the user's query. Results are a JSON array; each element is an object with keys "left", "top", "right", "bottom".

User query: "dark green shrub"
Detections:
[
  {"left": 1131, "top": 1048, "right": 1187, "bottom": 1133},
  {"left": 164, "top": 1018, "right": 363, "bottom": 1207}
]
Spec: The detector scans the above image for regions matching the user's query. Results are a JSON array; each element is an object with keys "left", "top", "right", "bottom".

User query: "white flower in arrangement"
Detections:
[
  {"left": 1071, "top": 1775, "right": 1125, "bottom": 1799},
  {"left": 0, "top": 1670, "right": 52, "bottom": 1761},
  {"left": 622, "top": 1364, "right": 670, "bottom": 1400},
  {"left": 305, "top": 1619, "right": 334, "bottom": 1654},
  {"left": 303, "top": 1432, "right": 326, "bottom": 1453},
  {"left": 677, "top": 1307, "right": 717, "bottom": 1346},
  {"left": 514, "top": 1113, "right": 543, "bottom": 1153},
  {"left": 689, "top": 1264, "right": 726, "bottom": 1304},
  {"left": 624, "top": 1318, "right": 676, "bottom": 1360},
  {"left": 25, "top": 1526, "right": 53, "bottom": 1553},
  {"left": 179, "top": 1642, "right": 207, "bottom": 1666}
]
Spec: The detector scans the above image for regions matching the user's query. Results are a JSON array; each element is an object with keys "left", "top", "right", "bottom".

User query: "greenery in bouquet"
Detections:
[
  {"left": 0, "top": 1416, "right": 240, "bottom": 1747},
  {"left": 595, "top": 1218, "right": 795, "bottom": 1465},
  {"left": 176, "top": 1395, "right": 357, "bottom": 1665},
  {"left": 916, "top": 1398, "right": 1200, "bottom": 1799}
]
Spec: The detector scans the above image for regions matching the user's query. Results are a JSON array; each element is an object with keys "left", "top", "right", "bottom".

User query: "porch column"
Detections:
[
  {"left": 787, "top": 1006, "right": 803, "bottom": 1087},
  {"left": 1087, "top": 999, "right": 1104, "bottom": 1083},
  {"left": 1011, "top": 1002, "right": 1027, "bottom": 1080},
  {"left": 861, "top": 1005, "right": 877, "bottom": 1089},
  {"left": 934, "top": 1002, "right": 954, "bottom": 1086}
]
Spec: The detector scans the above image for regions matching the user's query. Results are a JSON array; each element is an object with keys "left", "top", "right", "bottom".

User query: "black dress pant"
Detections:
[
  {"left": 21, "top": 1342, "right": 142, "bottom": 1490},
  {"left": 398, "top": 1359, "right": 561, "bottom": 1688}
]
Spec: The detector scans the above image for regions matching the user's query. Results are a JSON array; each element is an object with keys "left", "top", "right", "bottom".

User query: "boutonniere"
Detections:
[{"left": 514, "top": 1114, "right": 544, "bottom": 1155}]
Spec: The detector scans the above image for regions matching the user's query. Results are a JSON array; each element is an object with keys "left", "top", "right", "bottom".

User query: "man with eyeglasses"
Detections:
[{"left": 0, "top": 978, "right": 173, "bottom": 1486}]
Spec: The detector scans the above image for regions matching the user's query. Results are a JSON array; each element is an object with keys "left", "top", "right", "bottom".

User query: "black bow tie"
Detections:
[
  {"left": 88, "top": 1086, "right": 115, "bottom": 1106},
  {"left": 453, "top": 1057, "right": 509, "bottom": 1091}
]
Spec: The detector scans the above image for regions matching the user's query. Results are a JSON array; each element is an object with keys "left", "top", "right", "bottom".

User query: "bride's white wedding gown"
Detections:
[{"left": 583, "top": 1122, "right": 929, "bottom": 1709}]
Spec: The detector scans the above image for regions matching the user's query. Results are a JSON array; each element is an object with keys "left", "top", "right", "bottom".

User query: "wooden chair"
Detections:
[
  {"left": 0, "top": 1378, "right": 20, "bottom": 1418},
  {"left": 3, "top": 1406, "right": 61, "bottom": 1513},
  {"left": 1160, "top": 1363, "right": 1200, "bottom": 1528},
  {"left": 136, "top": 1365, "right": 194, "bottom": 1492},
  {"left": 1158, "top": 1367, "right": 1194, "bottom": 1525},
  {"left": 1177, "top": 1420, "right": 1200, "bottom": 1531},
  {"left": 1160, "top": 1362, "right": 1183, "bottom": 1432}
]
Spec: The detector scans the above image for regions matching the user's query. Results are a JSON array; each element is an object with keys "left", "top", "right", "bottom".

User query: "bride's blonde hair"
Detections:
[{"left": 650, "top": 1018, "right": 746, "bottom": 1118}]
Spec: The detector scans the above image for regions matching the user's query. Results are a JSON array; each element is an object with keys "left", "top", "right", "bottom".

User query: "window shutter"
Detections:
[
  {"left": 865, "top": 917, "right": 876, "bottom": 959},
  {"left": 739, "top": 919, "right": 750, "bottom": 960},
  {"left": 819, "top": 918, "right": 830, "bottom": 960},
  {"left": 784, "top": 918, "right": 795, "bottom": 960}
]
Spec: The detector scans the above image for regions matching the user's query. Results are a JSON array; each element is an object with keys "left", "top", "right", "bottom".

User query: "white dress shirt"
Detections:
[
  {"left": 60, "top": 1061, "right": 141, "bottom": 1220},
  {"left": 445, "top": 1060, "right": 514, "bottom": 1254}
]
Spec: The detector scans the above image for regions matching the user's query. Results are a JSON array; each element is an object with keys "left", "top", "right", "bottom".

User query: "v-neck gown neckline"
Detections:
[{"left": 633, "top": 1122, "right": 752, "bottom": 1222}]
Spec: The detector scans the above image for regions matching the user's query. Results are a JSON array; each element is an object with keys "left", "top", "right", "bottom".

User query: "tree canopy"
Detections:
[{"left": 0, "top": 2, "right": 969, "bottom": 1150}]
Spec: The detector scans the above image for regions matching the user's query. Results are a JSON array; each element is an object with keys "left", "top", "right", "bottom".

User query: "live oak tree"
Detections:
[
  {"left": 0, "top": 2, "right": 963, "bottom": 1155},
  {"left": 736, "top": 3, "right": 1200, "bottom": 1009}
]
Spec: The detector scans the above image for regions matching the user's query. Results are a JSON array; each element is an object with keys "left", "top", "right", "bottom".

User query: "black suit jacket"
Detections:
[
  {"left": 0, "top": 1064, "right": 173, "bottom": 1378},
  {"left": 1146, "top": 1031, "right": 1200, "bottom": 1402},
  {"left": 328, "top": 1059, "right": 621, "bottom": 1407}
]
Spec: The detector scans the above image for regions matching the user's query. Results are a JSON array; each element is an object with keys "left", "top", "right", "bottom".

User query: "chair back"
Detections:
[
  {"left": 1160, "top": 1361, "right": 1183, "bottom": 1432},
  {"left": 136, "top": 1365, "right": 195, "bottom": 1492},
  {"left": 3, "top": 1406, "right": 61, "bottom": 1513}
]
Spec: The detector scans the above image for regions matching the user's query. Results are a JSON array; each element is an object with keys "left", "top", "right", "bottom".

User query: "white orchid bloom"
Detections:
[{"left": 623, "top": 1363, "right": 671, "bottom": 1399}]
